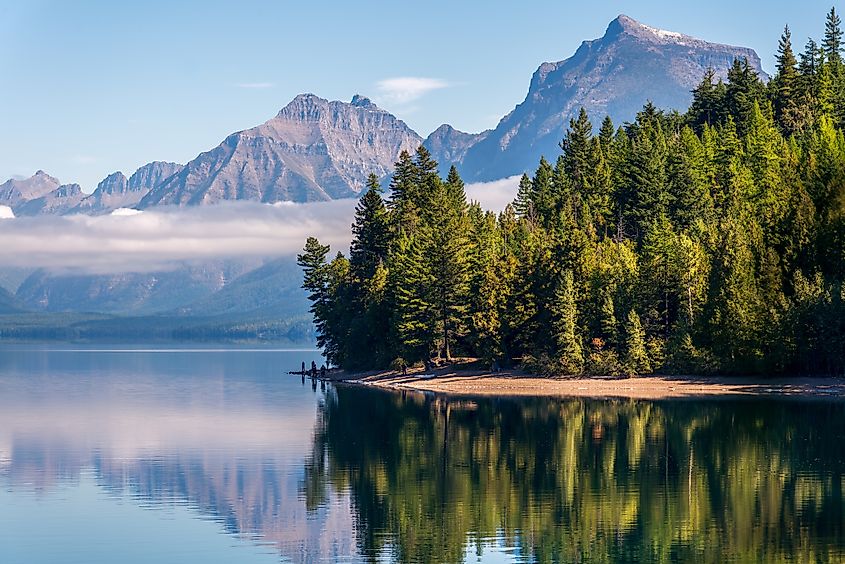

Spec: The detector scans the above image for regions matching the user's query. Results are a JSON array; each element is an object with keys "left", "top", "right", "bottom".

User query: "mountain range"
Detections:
[
  {"left": 2, "top": 15, "right": 766, "bottom": 216},
  {"left": 0, "top": 15, "right": 769, "bottom": 339}
]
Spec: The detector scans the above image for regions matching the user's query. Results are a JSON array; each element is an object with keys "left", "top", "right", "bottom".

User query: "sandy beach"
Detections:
[{"left": 334, "top": 366, "right": 845, "bottom": 400}]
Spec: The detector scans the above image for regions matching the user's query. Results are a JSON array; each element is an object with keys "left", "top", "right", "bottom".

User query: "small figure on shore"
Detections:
[
  {"left": 320, "top": 365, "right": 326, "bottom": 379},
  {"left": 311, "top": 361, "right": 317, "bottom": 378},
  {"left": 301, "top": 361, "right": 306, "bottom": 375}
]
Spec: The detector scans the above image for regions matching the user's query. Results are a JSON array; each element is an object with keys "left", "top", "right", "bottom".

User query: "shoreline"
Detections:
[{"left": 330, "top": 366, "right": 845, "bottom": 400}]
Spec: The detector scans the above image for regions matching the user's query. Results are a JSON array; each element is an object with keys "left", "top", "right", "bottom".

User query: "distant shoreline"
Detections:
[{"left": 332, "top": 366, "right": 845, "bottom": 400}]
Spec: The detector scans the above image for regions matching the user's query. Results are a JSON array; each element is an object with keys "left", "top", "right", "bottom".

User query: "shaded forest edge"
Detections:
[{"left": 299, "top": 9, "right": 845, "bottom": 377}]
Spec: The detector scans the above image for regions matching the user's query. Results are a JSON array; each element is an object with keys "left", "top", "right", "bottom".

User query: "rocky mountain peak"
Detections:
[
  {"left": 276, "top": 93, "right": 327, "bottom": 119},
  {"left": 606, "top": 14, "right": 686, "bottom": 42},
  {"left": 98, "top": 172, "right": 129, "bottom": 195},
  {"left": 457, "top": 15, "right": 767, "bottom": 182},
  {"left": 139, "top": 94, "right": 423, "bottom": 207},
  {"left": 0, "top": 170, "right": 62, "bottom": 208},
  {"left": 350, "top": 94, "right": 377, "bottom": 109},
  {"left": 423, "top": 125, "right": 491, "bottom": 177},
  {"left": 33, "top": 170, "right": 58, "bottom": 181},
  {"left": 128, "top": 161, "right": 182, "bottom": 192},
  {"left": 55, "top": 183, "right": 82, "bottom": 197},
  {"left": 14, "top": 182, "right": 85, "bottom": 216}
]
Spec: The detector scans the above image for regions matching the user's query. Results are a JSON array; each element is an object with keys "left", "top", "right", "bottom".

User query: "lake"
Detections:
[{"left": 0, "top": 345, "right": 843, "bottom": 563}]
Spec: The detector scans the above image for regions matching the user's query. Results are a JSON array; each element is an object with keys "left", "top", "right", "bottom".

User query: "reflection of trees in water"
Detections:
[{"left": 306, "top": 387, "right": 845, "bottom": 563}]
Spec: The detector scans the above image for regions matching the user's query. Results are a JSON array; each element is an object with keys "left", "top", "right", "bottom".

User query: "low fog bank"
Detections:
[{"left": 0, "top": 177, "right": 519, "bottom": 275}]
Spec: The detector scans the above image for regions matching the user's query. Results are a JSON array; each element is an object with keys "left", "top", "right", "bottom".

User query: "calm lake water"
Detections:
[{"left": 0, "top": 345, "right": 843, "bottom": 563}]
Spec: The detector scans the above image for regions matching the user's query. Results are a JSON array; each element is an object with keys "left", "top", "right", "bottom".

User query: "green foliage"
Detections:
[
  {"left": 300, "top": 8, "right": 845, "bottom": 376},
  {"left": 551, "top": 270, "right": 583, "bottom": 375},
  {"left": 623, "top": 309, "right": 651, "bottom": 376}
]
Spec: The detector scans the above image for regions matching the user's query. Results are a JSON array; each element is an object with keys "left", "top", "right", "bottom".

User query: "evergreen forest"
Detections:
[{"left": 299, "top": 9, "right": 845, "bottom": 376}]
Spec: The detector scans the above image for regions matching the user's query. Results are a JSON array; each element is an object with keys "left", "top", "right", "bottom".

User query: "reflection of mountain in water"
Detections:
[
  {"left": 307, "top": 386, "right": 845, "bottom": 563},
  {"left": 3, "top": 347, "right": 845, "bottom": 563},
  {"left": 0, "top": 349, "right": 356, "bottom": 563}
]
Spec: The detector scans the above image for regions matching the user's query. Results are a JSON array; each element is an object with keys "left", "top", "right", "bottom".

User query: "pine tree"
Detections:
[
  {"left": 823, "top": 7, "right": 843, "bottom": 68},
  {"left": 552, "top": 270, "right": 583, "bottom": 375},
  {"left": 561, "top": 108, "right": 594, "bottom": 195},
  {"left": 467, "top": 206, "right": 507, "bottom": 363},
  {"left": 414, "top": 145, "right": 441, "bottom": 214},
  {"left": 531, "top": 157, "right": 555, "bottom": 226},
  {"left": 774, "top": 25, "right": 800, "bottom": 133},
  {"left": 816, "top": 47, "right": 836, "bottom": 117},
  {"left": 623, "top": 310, "right": 651, "bottom": 376},
  {"left": 667, "top": 126, "right": 714, "bottom": 227},
  {"left": 600, "top": 291, "right": 619, "bottom": 347},
  {"left": 388, "top": 150, "right": 419, "bottom": 235},
  {"left": 514, "top": 173, "right": 534, "bottom": 219},
  {"left": 392, "top": 234, "right": 435, "bottom": 361},
  {"left": 726, "top": 58, "right": 764, "bottom": 136},
  {"left": 425, "top": 167, "right": 470, "bottom": 360},
  {"left": 689, "top": 67, "right": 726, "bottom": 130},
  {"left": 599, "top": 116, "right": 615, "bottom": 150},
  {"left": 824, "top": 7, "right": 845, "bottom": 127},
  {"left": 624, "top": 118, "right": 669, "bottom": 235},
  {"left": 298, "top": 237, "right": 335, "bottom": 358},
  {"left": 350, "top": 174, "right": 390, "bottom": 281}
]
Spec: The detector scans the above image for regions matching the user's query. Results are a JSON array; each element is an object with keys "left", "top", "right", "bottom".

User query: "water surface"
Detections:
[{"left": 1, "top": 345, "right": 843, "bottom": 563}]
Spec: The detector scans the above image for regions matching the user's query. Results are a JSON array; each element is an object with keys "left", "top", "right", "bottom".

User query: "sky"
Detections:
[{"left": 0, "top": 0, "right": 839, "bottom": 192}]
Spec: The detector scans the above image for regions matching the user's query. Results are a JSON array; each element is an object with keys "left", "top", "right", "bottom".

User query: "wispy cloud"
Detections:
[
  {"left": 235, "top": 82, "right": 274, "bottom": 89},
  {"left": 375, "top": 77, "right": 449, "bottom": 106},
  {"left": 0, "top": 201, "right": 356, "bottom": 274}
]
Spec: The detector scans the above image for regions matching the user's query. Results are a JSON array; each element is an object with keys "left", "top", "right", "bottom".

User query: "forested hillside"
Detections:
[{"left": 300, "top": 9, "right": 845, "bottom": 376}]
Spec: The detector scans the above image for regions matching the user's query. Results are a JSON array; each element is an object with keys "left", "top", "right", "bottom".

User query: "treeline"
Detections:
[{"left": 300, "top": 8, "right": 845, "bottom": 376}]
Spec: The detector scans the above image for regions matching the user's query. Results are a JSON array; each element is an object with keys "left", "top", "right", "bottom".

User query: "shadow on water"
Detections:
[{"left": 305, "top": 384, "right": 845, "bottom": 563}]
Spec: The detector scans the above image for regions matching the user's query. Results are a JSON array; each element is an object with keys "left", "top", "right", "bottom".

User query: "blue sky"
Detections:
[{"left": 0, "top": 0, "right": 838, "bottom": 191}]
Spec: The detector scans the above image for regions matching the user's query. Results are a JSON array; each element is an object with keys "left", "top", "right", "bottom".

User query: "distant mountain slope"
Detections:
[
  {"left": 175, "top": 258, "right": 308, "bottom": 319},
  {"left": 0, "top": 171, "right": 61, "bottom": 210},
  {"left": 11, "top": 257, "right": 308, "bottom": 321},
  {"left": 139, "top": 94, "right": 422, "bottom": 207},
  {"left": 73, "top": 162, "right": 183, "bottom": 214},
  {"left": 14, "top": 183, "right": 86, "bottom": 216},
  {"left": 457, "top": 14, "right": 767, "bottom": 181},
  {"left": 423, "top": 124, "right": 490, "bottom": 177},
  {"left": 0, "top": 286, "right": 22, "bottom": 314},
  {"left": 14, "top": 261, "right": 259, "bottom": 315}
]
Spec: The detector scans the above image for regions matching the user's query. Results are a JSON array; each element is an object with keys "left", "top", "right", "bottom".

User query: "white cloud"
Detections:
[
  {"left": 375, "top": 77, "right": 450, "bottom": 106},
  {"left": 236, "top": 82, "right": 274, "bottom": 89},
  {"left": 0, "top": 200, "right": 356, "bottom": 275},
  {"left": 0, "top": 178, "right": 522, "bottom": 276},
  {"left": 110, "top": 208, "right": 143, "bottom": 216},
  {"left": 465, "top": 175, "right": 521, "bottom": 212}
]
